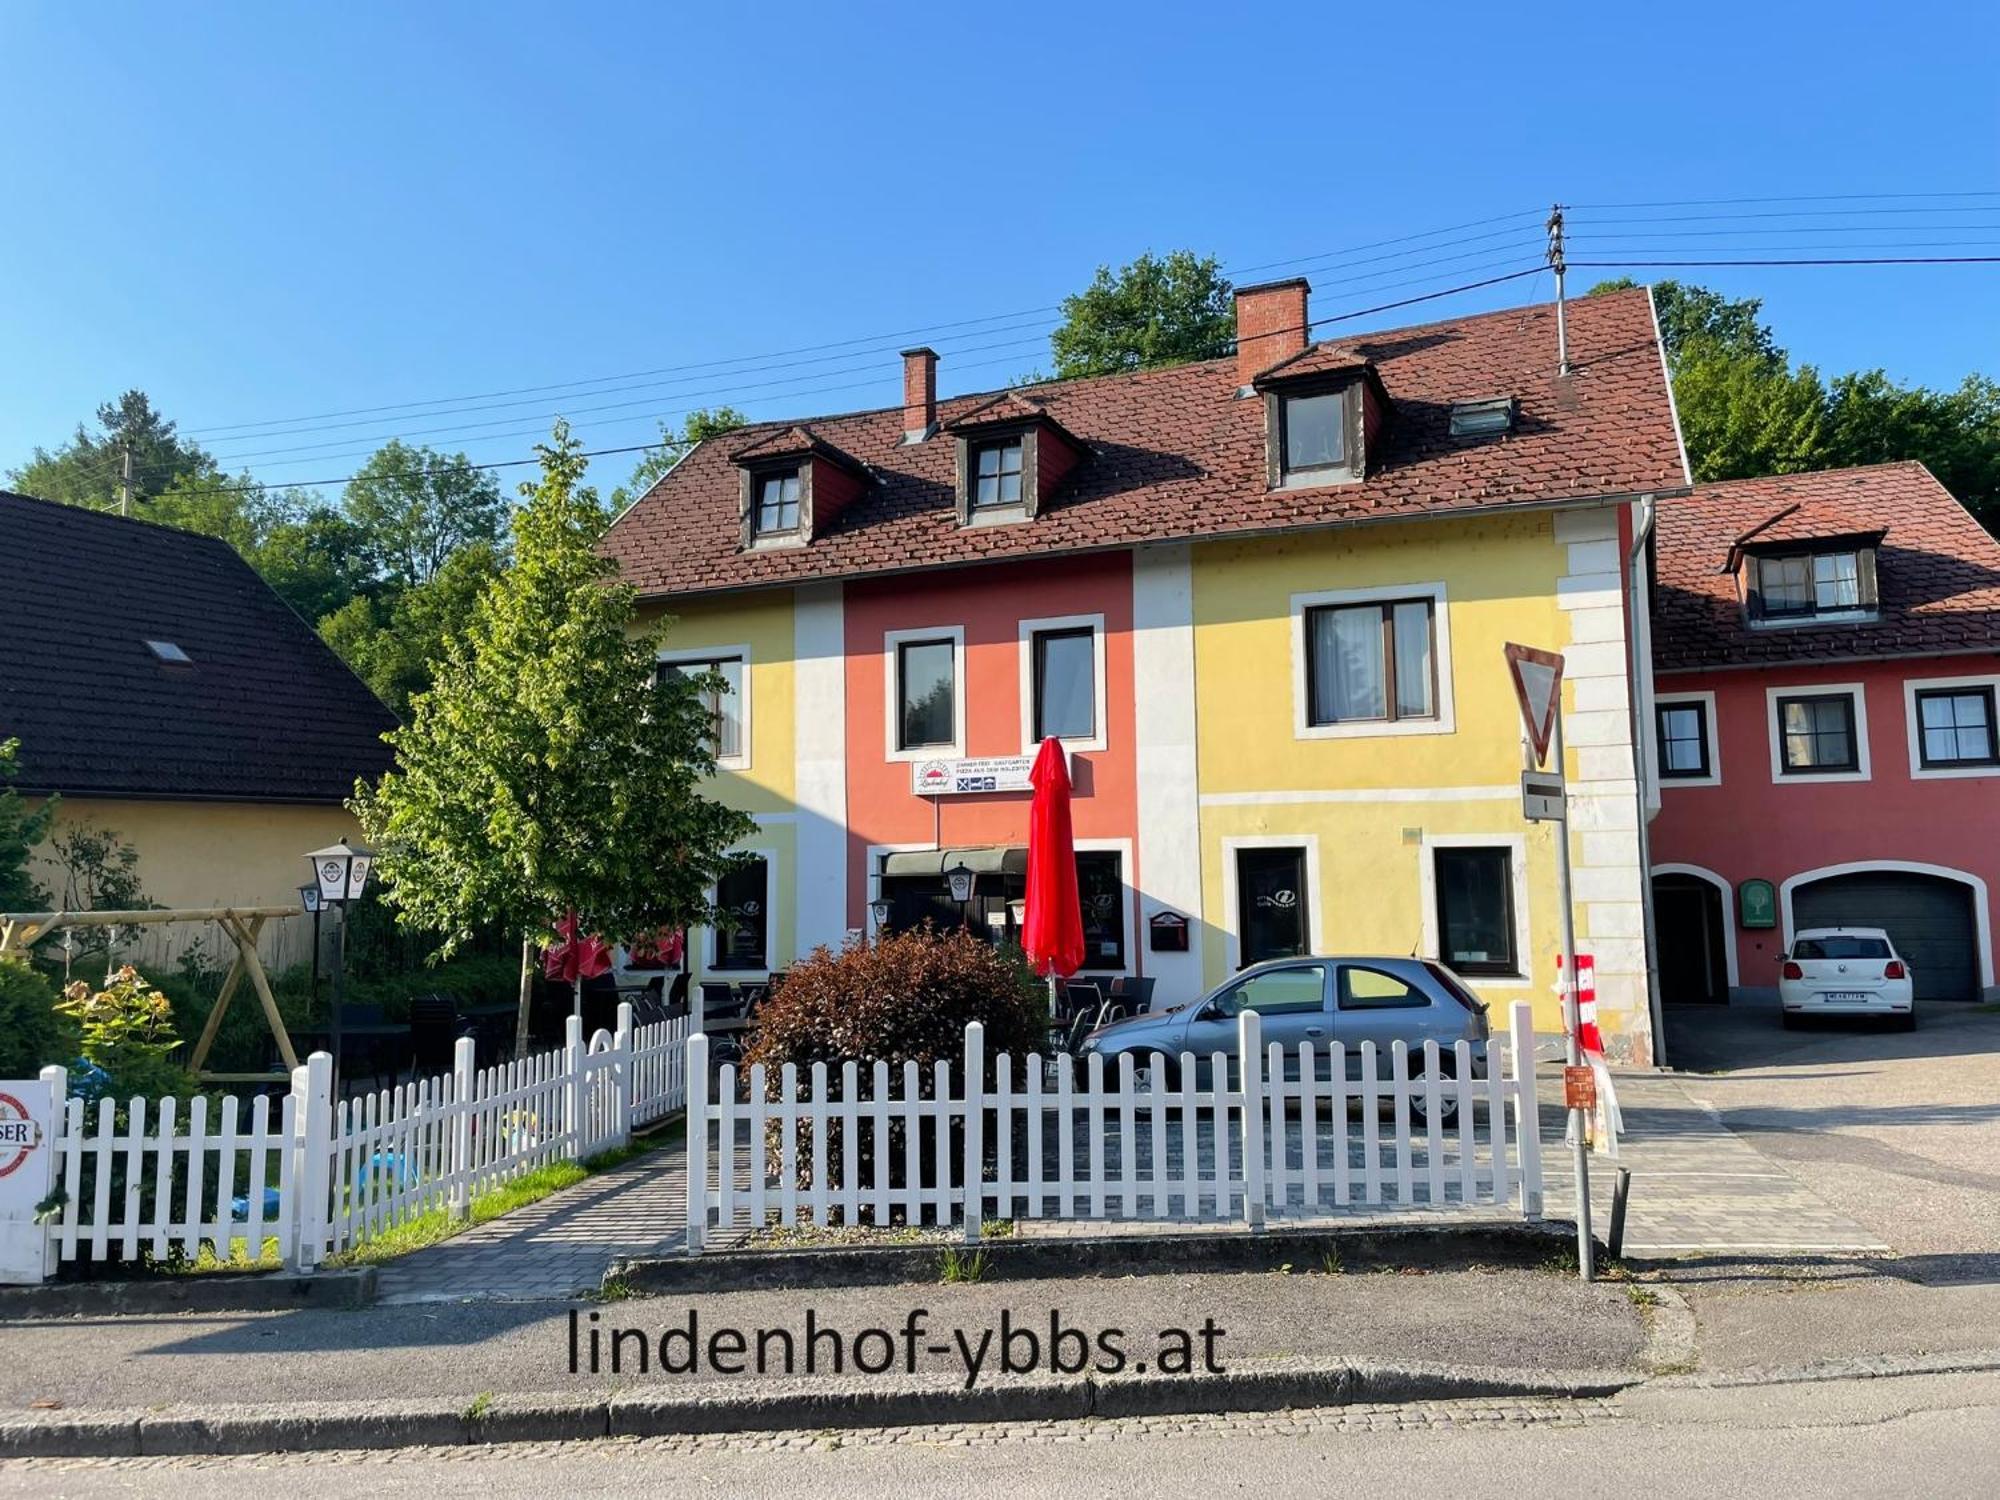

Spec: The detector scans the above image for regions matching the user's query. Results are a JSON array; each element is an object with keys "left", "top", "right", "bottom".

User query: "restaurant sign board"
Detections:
[{"left": 911, "top": 754, "right": 1041, "bottom": 797}]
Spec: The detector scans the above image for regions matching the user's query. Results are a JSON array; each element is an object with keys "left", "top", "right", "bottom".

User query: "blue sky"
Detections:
[{"left": 3, "top": 1, "right": 1995, "bottom": 502}]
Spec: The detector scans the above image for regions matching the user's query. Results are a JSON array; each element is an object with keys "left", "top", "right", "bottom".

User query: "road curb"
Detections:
[
  {"left": 608, "top": 1219, "right": 1574, "bottom": 1294},
  {"left": 0, "top": 1358, "right": 1638, "bottom": 1459},
  {"left": 0, "top": 1268, "right": 377, "bottom": 1322}
]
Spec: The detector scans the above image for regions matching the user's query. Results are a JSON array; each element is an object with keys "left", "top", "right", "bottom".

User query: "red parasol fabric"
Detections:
[
  {"left": 542, "top": 910, "right": 614, "bottom": 983},
  {"left": 1022, "top": 737, "right": 1085, "bottom": 979}
]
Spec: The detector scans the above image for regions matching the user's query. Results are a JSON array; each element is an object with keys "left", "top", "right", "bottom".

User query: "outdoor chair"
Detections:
[
  {"left": 1109, "top": 975, "right": 1156, "bottom": 1014},
  {"left": 697, "top": 981, "right": 743, "bottom": 1027},
  {"left": 1063, "top": 981, "right": 1104, "bottom": 1022},
  {"left": 664, "top": 971, "right": 690, "bottom": 1020}
]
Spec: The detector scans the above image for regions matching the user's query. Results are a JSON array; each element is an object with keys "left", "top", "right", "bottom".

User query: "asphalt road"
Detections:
[
  {"left": 7, "top": 1372, "right": 1998, "bottom": 1498},
  {"left": 0, "top": 1268, "right": 1642, "bottom": 1412}
]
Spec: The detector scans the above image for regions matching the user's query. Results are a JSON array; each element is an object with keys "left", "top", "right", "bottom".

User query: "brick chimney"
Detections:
[
  {"left": 901, "top": 347, "right": 938, "bottom": 442},
  {"left": 1233, "top": 278, "right": 1311, "bottom": 388}
]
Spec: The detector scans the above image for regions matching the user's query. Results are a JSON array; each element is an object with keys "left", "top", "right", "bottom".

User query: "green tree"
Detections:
[
  {"left": 1670, "top": 339, "right": 1831, "bottom": 483},
  {"left": 352, "top": 422, "right": 754, "bottom": 1049},
  {"left": 341, "top": 440, "right": 507, "bottom": 586},
  {"left": 0, "top": 738, "right": 55, "bottom": 912},
  {"left": 7, "top": 390, "right": 216, "bottom": 508},
  {"left": 609, "top": 407, "right": 748, "bottom": 510},
  {"left": 1590, "top": 277, "right": 1781, "bottom": 368},
  {"left": 1049, "top": 250, "right": 1235, "bottom": 380},
  {"left": 318, "top": 540, "right": 506, "bottom": 715}
]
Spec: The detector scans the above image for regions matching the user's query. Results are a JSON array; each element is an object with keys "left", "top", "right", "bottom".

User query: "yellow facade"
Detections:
[
  {"left": 634, "top": 591, "right": 799, "bottom": 981},
  {"left": 1190, "top": 510, "right": 1630, "bottom": 1041},
  {"left": 24, "top": 798, "right": 365, "bottom": 973}
]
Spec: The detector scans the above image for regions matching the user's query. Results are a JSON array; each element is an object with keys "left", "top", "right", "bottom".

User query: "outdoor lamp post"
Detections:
[
  {"left": 944, "top": 861, "right": 976, "bottom": 931},
  {"left": 305, "top": 839, "right": 373, "bottom": 1099},
  {"left": 297, "top": 882, "right": 323, "bottom": 1068},
  {"left": 869, "top": 897, "right": 892, "bottom": 940}
]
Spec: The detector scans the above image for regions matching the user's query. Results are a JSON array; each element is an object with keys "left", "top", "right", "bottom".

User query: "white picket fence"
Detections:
[
  {"left": 35, "top": 1003, "right": 690, "bottom": 1273},
  {"left": 685, "top": 1002, "right": 1543, "bottom": 1251}
]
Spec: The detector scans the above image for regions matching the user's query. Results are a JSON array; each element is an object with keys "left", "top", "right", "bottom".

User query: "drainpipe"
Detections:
[{"left": 1625, "top": 494, "right": 1666, "bottom": 1066}]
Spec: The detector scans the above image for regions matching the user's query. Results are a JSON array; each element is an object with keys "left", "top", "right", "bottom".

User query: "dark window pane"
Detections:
[
  {"left": 972, "top": 440, "right": 1023, "bottom": 508},
  {"left": 755, "top": 471, "right": 799, "bottom": 534},
  {"left": 1918, "top": 689, "right": 1996, "bottom": 766},
  {"left": 1034, "top": 628, "right": 1095, "bottom": 740},
  {"left": 1760, "top": 555, "right": 1812, "bottom": 615},
  {"left": 664, "top": 657, "right": 744, "bottom": 760},
  {"left": 898, "top": 639, "right": 956, "bottom": 749},
  {"left": 714, "top": 857, "right": 768, "bottom": 970},
  {"left": 1779, "top": 695, "right": 1856, "bottom": 772},
  {"left": 1657, "top": 703, "right": 1708, "bottom": 777},
  {"left": 1282, "top": 391, "right": 1344, "bottom": 472},
  {"left": 1075, "top": 851, "right": 1124, "bottom": 968},
  {"left": 1813, "top": 552, "right": 1860, "bottom": 609},
  {"left": 1435, "top": 847, "right": 1516, "bottom": 976},
  {"left": 1237, "top": 847, "right": 1308, "bottom": 964},
  {"left": 1793, "top": 936, "right": 1891, "bottom": 960}
]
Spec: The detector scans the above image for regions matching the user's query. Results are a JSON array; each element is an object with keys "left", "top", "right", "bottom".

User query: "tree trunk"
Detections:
[{"left": 514, "top": 934, "right": 534, "bottom": 1058}]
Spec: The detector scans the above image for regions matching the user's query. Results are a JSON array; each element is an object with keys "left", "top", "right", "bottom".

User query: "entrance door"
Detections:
[
  {"left": 1236, "top": 846, "right": 1309, "bottom": 967},
  {"left": 1793, "top": 870, "right": 1980, "bottom": 1002},
  {"left": 1654, "top": 874, "right": 1730, "bottom": 1004}
]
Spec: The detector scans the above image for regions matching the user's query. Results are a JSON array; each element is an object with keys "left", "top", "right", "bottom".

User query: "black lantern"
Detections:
[
  {"left": 303, "top": 839, "right": 372, "bottom": 1099},
  {"left": 944, "top": 862, "right": 977, "bottom": 905}
]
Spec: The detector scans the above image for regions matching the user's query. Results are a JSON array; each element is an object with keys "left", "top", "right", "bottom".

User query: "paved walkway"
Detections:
[
  {"left": 1537, "top": 1070, "right": 1887, "bottom": 1257},
  {"left": 374, "top": 1147, "right": 693, "bottom": 1304}
]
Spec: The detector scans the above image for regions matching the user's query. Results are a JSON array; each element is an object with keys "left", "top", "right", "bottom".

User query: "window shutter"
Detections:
[
  {"left": 1857, "top": 547, "right": 1879, "bottom": 609},
  {"left": 737, "top": 470, "right": 755, "bottom": 550},
  {"left": 1743, "top": 559, "right": 1764, "bottom": 622}
]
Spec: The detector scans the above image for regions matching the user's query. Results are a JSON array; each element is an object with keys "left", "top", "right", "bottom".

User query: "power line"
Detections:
[
  {"left": 177, "top": 209, "right": 1551, "bottom": 440},
  {"left": 1570, "top": 256, "right": 2000, "bottom": 267},
  {"left": 1568, "top": 190, "right": 2000, "bottom": 210}
]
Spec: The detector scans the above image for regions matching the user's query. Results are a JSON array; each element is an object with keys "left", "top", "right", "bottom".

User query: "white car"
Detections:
[{"left": 1779, "top": 927, "right": 1915, "bottom": 1030}]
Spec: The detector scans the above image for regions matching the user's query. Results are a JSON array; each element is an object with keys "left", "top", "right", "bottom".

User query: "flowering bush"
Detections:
[{"left": 54, "top": 965, "right": 192, "bottom": 1102}]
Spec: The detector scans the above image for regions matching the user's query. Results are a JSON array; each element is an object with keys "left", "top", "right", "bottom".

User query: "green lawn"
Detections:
[{"left": 325, "top": 1120, "right": 682, "bottom": 1268}]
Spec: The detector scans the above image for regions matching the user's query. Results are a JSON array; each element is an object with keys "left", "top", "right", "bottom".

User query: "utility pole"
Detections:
[
  {"left": 118, "top": 444, "right": 134, "bottom": 518},
  {"left": 1547, "top": 203, "right": 1571, "bottom": 377}
]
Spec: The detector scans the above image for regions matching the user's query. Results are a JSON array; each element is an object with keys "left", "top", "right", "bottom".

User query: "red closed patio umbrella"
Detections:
[{"left": 1022, "top": 737, "right": 1084, "bottom": 1017}]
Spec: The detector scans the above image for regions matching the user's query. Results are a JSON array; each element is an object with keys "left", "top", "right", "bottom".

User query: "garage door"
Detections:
[{"left": 1793, "top": 871, "right": 1980, "bottom": 1002}]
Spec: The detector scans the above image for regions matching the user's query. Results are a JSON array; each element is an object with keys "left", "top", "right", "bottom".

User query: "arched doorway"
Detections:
[
  {"left": 1653, "top": 871, "right": 1731, "bottom": 1004},
  {"left": 1790, "top": 867, "right": 1983, "bottom": 1002}
]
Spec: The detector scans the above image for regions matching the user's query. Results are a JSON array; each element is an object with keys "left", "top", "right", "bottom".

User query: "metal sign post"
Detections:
[{"left": 1505, "top": 642, "right": 1594, "bottom": 1282}]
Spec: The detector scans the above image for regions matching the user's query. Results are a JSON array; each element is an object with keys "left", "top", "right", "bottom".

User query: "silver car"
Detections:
[{"left": 1076, "top": 956, "right": 1491, "bottom": 1113}]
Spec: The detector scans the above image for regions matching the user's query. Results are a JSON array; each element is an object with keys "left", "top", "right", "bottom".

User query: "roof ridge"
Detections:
[{"left": 1689, "top": 459, "right": 1934, "bottom": 494}]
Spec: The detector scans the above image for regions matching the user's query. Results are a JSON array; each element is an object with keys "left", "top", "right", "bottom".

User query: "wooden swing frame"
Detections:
[{"left": 0, "top": 905, "right": 303, "bottom": 1084}]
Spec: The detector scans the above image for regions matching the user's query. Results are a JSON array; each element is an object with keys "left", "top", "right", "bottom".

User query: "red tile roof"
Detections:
[
  {"left": 602, "top": 288, "right": 1686, "bottom": 599},
  {"left": 1652, "top": 463, "right": 2000, "bottom": 672}
]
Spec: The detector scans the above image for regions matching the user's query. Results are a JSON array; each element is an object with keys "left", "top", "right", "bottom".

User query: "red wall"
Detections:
[
  {"left": 842, "top": 553, "right": 1138, "bottom": 932},
  {"left": 1649, "top": 654, "right": 2000, "bottom": 986}
]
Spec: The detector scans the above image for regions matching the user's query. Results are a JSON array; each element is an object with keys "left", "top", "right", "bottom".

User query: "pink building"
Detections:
[{"left": 1647, "top": 463, "right": 2000, "bottom": 1007}]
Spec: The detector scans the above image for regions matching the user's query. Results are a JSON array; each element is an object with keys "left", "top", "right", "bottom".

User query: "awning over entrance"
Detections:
[{"left": 880, "top": 845, "right": 1028, "bottom": 878}]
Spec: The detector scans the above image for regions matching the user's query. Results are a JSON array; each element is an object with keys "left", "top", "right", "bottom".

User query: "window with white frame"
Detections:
[
  {"left": 896, "top": 637, "right": 957, "bottom": 751},
  {"left": 1306, "top": 598, "right": 1435, "bottom": 725},
  {"left": 1777, "top": 692, "right": 1859, "bottom": 775},
  {"left": 1433, "top": 845, "right": 1519, "bottom": 977},
  {"left": 660, "top": 653, "right": 746, "bottom": 764}
]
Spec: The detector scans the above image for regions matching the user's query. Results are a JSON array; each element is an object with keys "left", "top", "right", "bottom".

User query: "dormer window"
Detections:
[
  {"left": 1746, "top": 544, "right": 1878, "bottom": 624},
  {"left": 1281, "top": 391, "right": 1346, "bottom": 476},
  {"left": 754, "top": 469, "right": 801, "bottom": 537},
  {"left": 971, "top": 439, "right": 1024, "bottom": 510}
]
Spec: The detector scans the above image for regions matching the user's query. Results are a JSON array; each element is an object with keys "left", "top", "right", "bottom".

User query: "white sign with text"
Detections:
[{"left": 0, "top": 1078, "right": 58, "bottom": 1283}]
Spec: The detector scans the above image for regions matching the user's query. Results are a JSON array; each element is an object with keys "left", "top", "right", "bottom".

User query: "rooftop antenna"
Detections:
[{"left": 1547, "top": 203, "right": 1571, "bottom": 376}]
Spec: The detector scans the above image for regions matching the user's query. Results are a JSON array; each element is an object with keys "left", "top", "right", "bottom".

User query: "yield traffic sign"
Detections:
[{"left": 1503, "top": 642, "right": 1565, "bottom": 767}]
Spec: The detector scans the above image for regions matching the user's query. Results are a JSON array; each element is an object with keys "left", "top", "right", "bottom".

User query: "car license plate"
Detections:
[{"left": 1820, "top": 991, "right": 1870, "bottom": 1003}]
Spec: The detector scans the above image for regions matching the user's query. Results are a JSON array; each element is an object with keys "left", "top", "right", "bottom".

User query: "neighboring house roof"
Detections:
[
  {"left": 603, "top": 287, "right": 1686, "bottom": 599},
  {"left": 1652, "top": 462, "right": 2000, "bottom": 672},
  {"left": 0, "top": 490, "right": 397, "bottom": 802}
]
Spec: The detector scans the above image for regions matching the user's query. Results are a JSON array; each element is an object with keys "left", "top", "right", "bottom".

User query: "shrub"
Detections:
[
  {"left": 746, "top": 926, "right": 1045, "bottom": 1076},
  {"left": 55, "top": 965, "right": 194, "bottom": 1102},
  {"left": 0, "top": 956, "right": 73, "bottom": 1077},
  {"left": 742, "top": 928, "right": 1045, "bottom": 1212}
]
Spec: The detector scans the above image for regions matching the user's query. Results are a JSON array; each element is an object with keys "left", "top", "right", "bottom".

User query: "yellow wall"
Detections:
[
  {"left": 1190, "top": 511, "right": 1588, "bottom": 1035},
  {"left": 23, "top": 798, "right": 364, "bottom": 973},
  {"left": 635, "top": 592, "right": 795, "bottom": 816},
  {"left": 635, "top": 593, "right": 800, "bottom": 979}
]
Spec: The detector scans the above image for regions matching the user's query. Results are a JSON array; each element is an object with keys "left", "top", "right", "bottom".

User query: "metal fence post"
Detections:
[
  {"left": 449, "top": 1036, "right": 476, "bottom": 1222},
  {"left": 1238, "top": 1009, "right": 1265, "bottom": 1231},
  {"left": 685, "top": 1031, "right": 709, "bottom": 1255},
  {"left": 1508, "top": 1001, "right": 1544, "bottom": 1219},
  {"left": 290, "top": 1052, "right": 334, "bottom": 1272},
  {"left": 961, "top": 1022, "right": 985, "bottom": 1244},
  {"left": 614, "top": 1002, "right": 635, "bottom": 1149},
  {"left": 564, "top": 1014, "right": 585, "bottom": 1160}
]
